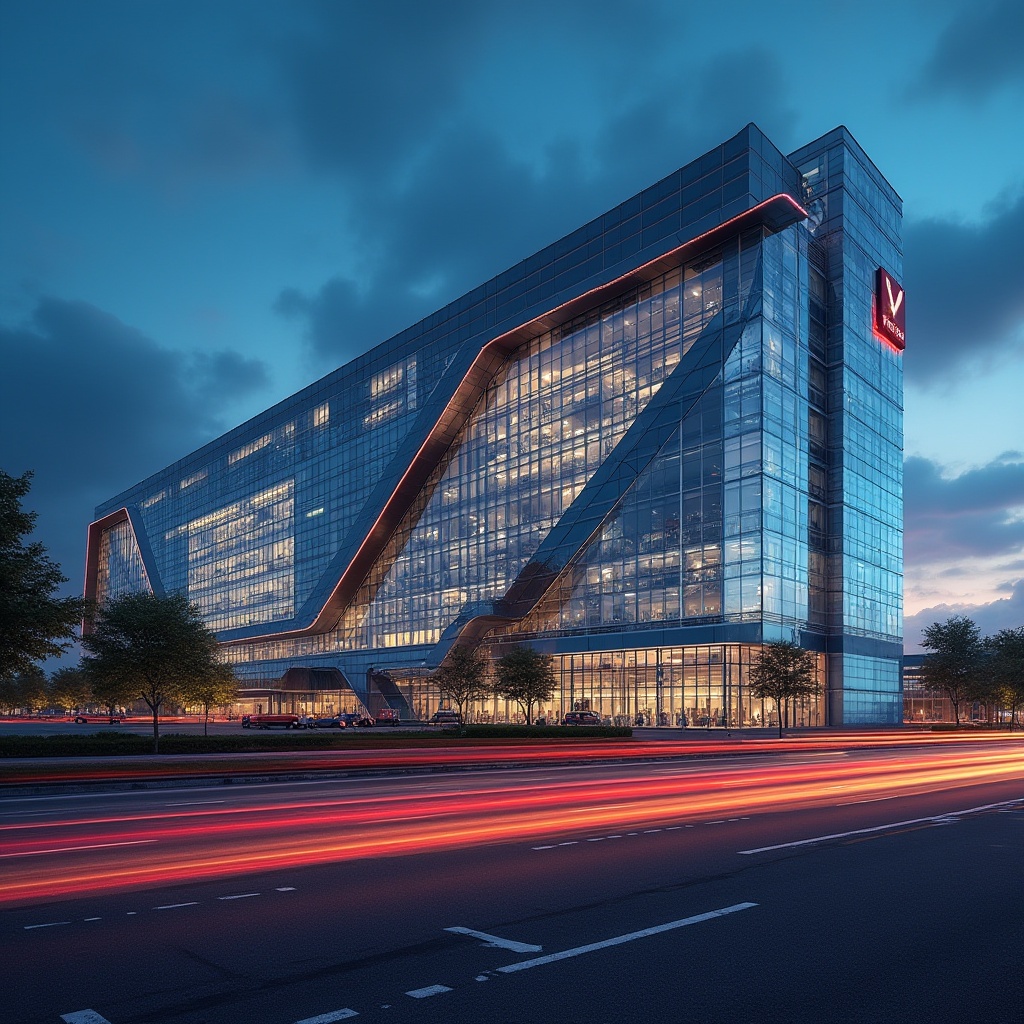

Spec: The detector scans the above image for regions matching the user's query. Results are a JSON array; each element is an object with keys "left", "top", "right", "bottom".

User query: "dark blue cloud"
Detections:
[
  {"left": 911, "top": 0, "right": 1024, "bottom": 100},
  {"left": 904, "top": 453, "right": 1024, "bottom": 565},
  {"left": 0, "top": 297, "right": 269, "bottom": 598},
  {"left": 275, "top": 40, "right": 797, "bottom": 366},
  {"left": 903, "top": 189, "right": 1024, "bottom": 386}
]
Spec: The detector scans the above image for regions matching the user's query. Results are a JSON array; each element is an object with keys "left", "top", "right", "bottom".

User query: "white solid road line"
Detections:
[
  {"left": 496, "top": 903, "right": 758, "bottom": 974},
  {"left": 445, "top": 926, "right": 542, "bottom": 952},
  {"left": 294, "top": 1009, "right": 359, "bottom": 1023},
  {"left": 61, "top": 1011, "right": 113, "bottom": 1024},
  {"left": 738, "top": 798, "right": 1024, "bottom": 855}
]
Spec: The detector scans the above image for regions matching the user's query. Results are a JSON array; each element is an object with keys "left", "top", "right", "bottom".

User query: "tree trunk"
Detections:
[{"left": 145, "top": 698, "right": 161, "bottom": 754}]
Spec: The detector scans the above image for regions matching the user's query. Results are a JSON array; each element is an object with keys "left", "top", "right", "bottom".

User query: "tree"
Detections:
[
  {"left": 48, "top": 666, "right": 93, "bottom": 714},
  {"left": 432, "top": 644, "right": 490, "bottom": 728},
  {"left": 920, "top": 616, "right": 983, "bottom": 726},
  {"left": 986, "top": 627, "right": 1024, "bottom": 730},
  {"left": 179, "top": 661, "right": 238, "bottom": 735},
  {"left": 0, "top": 666, "right": 47, "bottom": 714},
  {"left": 748, "top": 640, "right": 819, "bottom": 737},
  {"left": 0, "top": 470, "right": 86, "bottom": 679},
  {"left": 81, "top": 592, "right": 223, "bottom": 752},
  {"left": 494, "top": 646, "right": 556, "bottom": 725}
]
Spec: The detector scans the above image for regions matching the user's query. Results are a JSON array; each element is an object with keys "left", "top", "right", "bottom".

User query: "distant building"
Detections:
[{"left": 86, "top": 124, "right": 904, "bottom": 727}]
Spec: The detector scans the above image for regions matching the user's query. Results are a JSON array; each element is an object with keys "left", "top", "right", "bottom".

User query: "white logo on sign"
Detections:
[{"left": 885, "top": 276, "right": 904, "bottom": 318}]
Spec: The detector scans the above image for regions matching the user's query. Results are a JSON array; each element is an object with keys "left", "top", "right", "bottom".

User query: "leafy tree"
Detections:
[
  {"left": 179, "top": 661, "right": 238, "bottom": 735},
  {"left": 0, "top": 666, "right": 47, "bottom": 714},
  {"left": 48, "top": 666, "right": 93, "bottom": 714},
  {"left": 748, "top": 640, "right": 819, "bottom": 737},
  {"left": 81, "top": 592, "right": 223, "bottom": 752},
  {"left": 920, "top": 615, "right": 983, "bottom": 726},
  {"left": 0, "top": 470, "right": 86, "bottom": 679},
  {"left": 494, "top": 646, "right": 556, "bottom": 724},
  {"left": 14, "top": 666, "right": 48, "bottom": 714},
  {"left": 986, "top": 627, "right": 1024, "bottom": 729},
  {"left": 432, "top": 644, "right": 490, "bottom": 728}
]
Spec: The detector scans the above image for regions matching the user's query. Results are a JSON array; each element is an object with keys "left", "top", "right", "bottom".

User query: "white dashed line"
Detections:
[
  {"left": 294, "top": 1009, "right": 359, "bottom": 1023},
  {"left": 276, "top": 886, "right": 297, "bottom": 891},
  {"left": 406, "top": 984, "right": 452, "bottom": 999},
  {"left": 156, "top": 902, "right": 199, "bottom": 910},
  {"left": 445, "top": 926, "right": 542, "bottom": 952},
  {"left": 219, "top": 892, "right": 260, "bottom": 900},
  {"left": 25, "top": 921, "right": 70, "bottom": 930},
  {"left": 83, "top": 917, "right": 101, "bottom": 922}
]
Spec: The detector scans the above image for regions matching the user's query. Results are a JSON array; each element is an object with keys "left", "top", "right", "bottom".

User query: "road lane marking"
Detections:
[
  {"left": 496, "top": 903, "right": 757, "bottom": 973},
  {"left": 294, "top": 1009, "right": 359, "bottom": 1023},
  {"left": 276, "top": 886, "right": 297, "bottom": 891},
  {"left": 165, "top": 800, "right": 226, "bottom": 806},
  {"left": 25, "top": 921, "right": 70, "bottom": 929},
  {"left": 61, "top": 1012, "right": 113, "bottom": 1024},
  {"left": 1, "top": 839, "right": 156, "bottom": 858},
  {"left": 445, "top": 926, "right": 542, "bottom": 952},
  {"left": 738, "top": 799, "right": 1024, "bottom": 854},
  {"left": 406, "top": 985, "right": 452, "bottom": 998},
  {"left": 83, "top": 917, "right": 101, "bottom": 922},
  {"left": 219, "top": 892, "right": 260, "bottom": 900},
  {"left": 156, "top": 902, "right": 199, "bottom": 910}
]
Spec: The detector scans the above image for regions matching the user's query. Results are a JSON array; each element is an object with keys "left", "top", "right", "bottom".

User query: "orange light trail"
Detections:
[{"left": 2, "top": 740, "right": 1021, "bottom": 907}]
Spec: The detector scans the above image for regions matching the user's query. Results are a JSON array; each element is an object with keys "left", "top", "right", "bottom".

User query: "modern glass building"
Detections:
[{"left": 86, "top": 124, "right": 904, "bottom": 727}]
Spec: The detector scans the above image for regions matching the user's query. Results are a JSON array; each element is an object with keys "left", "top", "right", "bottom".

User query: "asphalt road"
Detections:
[{"left": 4, "top": 742, "right": 1023, "bottom": 1023}]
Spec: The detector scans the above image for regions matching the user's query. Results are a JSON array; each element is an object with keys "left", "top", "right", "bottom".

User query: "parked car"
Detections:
[
  {"left": 430, "top": 709, "right": 461, "bottom": 725},
  {"left": 375, "top": 708, "right": 400, "bottom": 726},
  {"left": 339, "top": 712, "right": 374, "bottom": 728},
  {"left": 310, "top": 715, "right": 347, "bottom": 728},
  {"left": 241, "top": 713, "right": 300, "bottom": 729},
  {"left": 562, "top": 710, "right": 602, "bottom": 726},
  {"left": 73, "top": 713, "right": 126, "bottom": 724}
]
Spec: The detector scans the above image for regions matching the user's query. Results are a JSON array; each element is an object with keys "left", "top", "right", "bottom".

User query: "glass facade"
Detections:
[{"left": 87, "top": 125, "right": 903, "bottom": 726}]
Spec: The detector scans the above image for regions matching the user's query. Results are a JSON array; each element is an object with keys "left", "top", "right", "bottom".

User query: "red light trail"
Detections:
[{"left": 2, "top": 738, "right": 1021, "bottom": 907}]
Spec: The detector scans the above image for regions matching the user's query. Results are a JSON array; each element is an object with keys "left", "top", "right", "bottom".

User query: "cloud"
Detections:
[
  {"left": 0, "top": 298, "right": 269, "bottom": 598},
  {"left": 905, "top": 578, "right": 1024, "bottom": 651},
  {"left": 904, "top": 453, "right": 1024, "bottom": 567},
  {"left": 911, "top": 0, "right": 1024, "bottom": 100},
  {"left": 903, "top": 189, "right": 1024, "bottom": 386},
  {"left": 274, "top": 32, "right": 797, "bottom": 367}
]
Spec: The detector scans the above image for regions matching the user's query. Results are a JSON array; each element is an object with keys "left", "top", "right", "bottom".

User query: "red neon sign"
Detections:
[{"left": 873, "top": 267, "right": 905, "bottom": 351}]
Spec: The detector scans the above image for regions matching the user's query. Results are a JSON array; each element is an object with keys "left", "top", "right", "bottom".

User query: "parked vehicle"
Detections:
[
  {"left": 374, "top": 708, "right": 400, "bottom": 726},
  {"left": 430, "top": 710, "right": 461, "bottom": 725},
  {"left": 73, "top": 713, "right": 126, "bottom": 724},
  {"left": 339, "top": 713, "right": 374, "bottom": 728},
  {"left": 241, "top": 713, "right": 300, "bottom": 729},
  {"left": 562, "top": 710, "right": 602, "bottom": 726},
  {"left": 310, "top": 715, "right": 347, "bottom": 728}
]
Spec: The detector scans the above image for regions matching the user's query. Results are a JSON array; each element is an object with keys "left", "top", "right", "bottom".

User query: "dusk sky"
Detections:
[{"left": 2, "top": 0, "right": 1022, "bottom": 658}]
